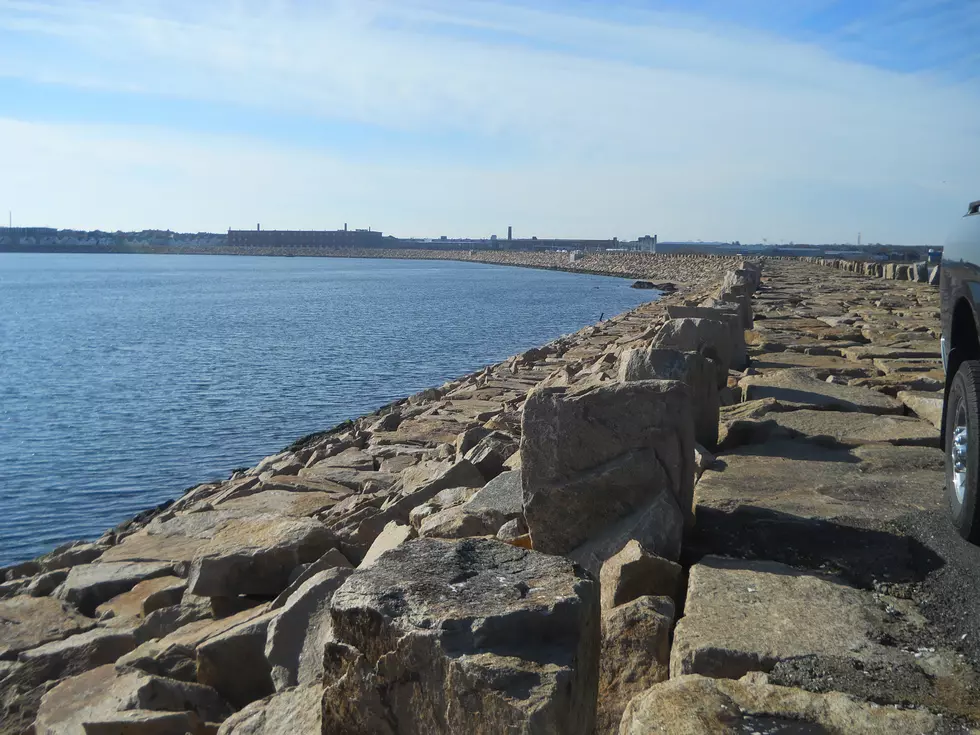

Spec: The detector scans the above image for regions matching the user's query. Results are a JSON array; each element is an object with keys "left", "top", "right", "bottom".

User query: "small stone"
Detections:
[{"left": 599, "top": 540, "right": 682, "bottom": 611}]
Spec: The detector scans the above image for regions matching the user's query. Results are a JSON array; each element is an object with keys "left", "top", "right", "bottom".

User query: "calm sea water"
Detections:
[{"left": 0, "top": 253, "right": 656, "bottom": 565}]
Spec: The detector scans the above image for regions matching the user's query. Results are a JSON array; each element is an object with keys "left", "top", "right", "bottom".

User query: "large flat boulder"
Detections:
[
  {"left": 521, "top": 381, "right": 693, "bottom": 560},
  {"left": 370, "top": 416, "right": 469, "bottom": 446},
  {"left": 323, "top": 538, "right": 599, "bottom": 734},
  {"left": 668, "top": 555, "right": 974, "bottom": 715},
  {"left": 760, "top": 409, "right": 939, "bottom": 447},
  {"left": 0, "top": 596, "right": 95, "bottom": 660},
  {"left": 671, "top": 557, "right": 881, "bottom": 680},
  {"left": 56, "top": 561, "right": 175, "bottom": 616},
  {"left": 186, "top": 515, "right": 335, "bottom": 597},
  {"left": 696, "top": 439, "right": 945, "bottom": 522},
  {"left": 18, "top": 627, "right": 137, "bottom": 684},
  {"left": 99, "top": 511, "right": 245, "bottom": 564},
  {"left": 842, "top": 345, "right": 941, "bottom": 361},
  {"left": 748, "top": 350, "right": 865, "bottom": 373},
  {"left": 210, "top": 489, "right": 339, "bottom": 517},
  {"left": 296, "top": 466, "right": 398, "bottom": 494},
  {"left": 311, "top": 447, "right": 375, "bottom": 471},
  {"left": 739, "top": 369, "right": 904, "bottom": 414},
  {"left": 34, "top": 664, "right": 231, "bottom": 735},
  {"left": 619, "top": 674, "right": 940, "bottom": 735}
]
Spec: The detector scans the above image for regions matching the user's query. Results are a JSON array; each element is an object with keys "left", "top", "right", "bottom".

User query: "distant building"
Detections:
[
  {"left": 634, "top": 235, "right": 657, "bottom": 252},
  {"left": 0, "top": 227, "right": 58, "bottom": 246},
  {"left": 226, "top": 228, "right": 384, "bottom": 249}
]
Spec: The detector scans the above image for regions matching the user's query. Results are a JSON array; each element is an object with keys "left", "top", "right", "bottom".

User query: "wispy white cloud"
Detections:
[{"left": 0, "top": 0, "right": 977, "bottom": 243}]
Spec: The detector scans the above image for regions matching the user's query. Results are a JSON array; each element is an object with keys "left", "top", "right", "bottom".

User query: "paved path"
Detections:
[{"left": 676, "top": 259, "right": 980, "bottom": 730}]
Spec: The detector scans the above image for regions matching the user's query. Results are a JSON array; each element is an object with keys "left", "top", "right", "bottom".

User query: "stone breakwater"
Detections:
[
  {"left": 2, "top": 257, "right": 978, "bottom": 734},
  {"left": 798, "top": 255, "right": 941, "bottom": 285},
  {"left": 307, "top": 249, "right": 733, "bottom": 288},
  {"left": 181, "top": 247, "right": 740, "bottom": 289}
]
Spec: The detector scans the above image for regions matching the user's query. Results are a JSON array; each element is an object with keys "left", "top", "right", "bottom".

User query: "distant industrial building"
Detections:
[{"left": 227, "top": 226, "right": 384, "bottom": 249}]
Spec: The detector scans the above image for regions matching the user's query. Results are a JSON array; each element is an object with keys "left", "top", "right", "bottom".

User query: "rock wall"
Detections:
[
  {"left": 3, "top": 255, "right": 976, "bottom": 734},
  {"left": 796, "top": 255, "right": 940, "bottom": 285}
]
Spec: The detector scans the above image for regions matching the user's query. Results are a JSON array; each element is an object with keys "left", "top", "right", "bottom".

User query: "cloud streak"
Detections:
[{"left": 0, "top": 0, "right": 977, "bottom": 243}]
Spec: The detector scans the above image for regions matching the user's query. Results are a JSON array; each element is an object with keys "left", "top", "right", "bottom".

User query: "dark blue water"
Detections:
[{"left": 0, "top": 254, "right": 656, "bottom": 565}]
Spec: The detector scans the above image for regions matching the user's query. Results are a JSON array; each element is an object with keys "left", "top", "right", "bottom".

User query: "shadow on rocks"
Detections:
[{"left": 684, "top": 505, "right": 944, "bottom": 591}]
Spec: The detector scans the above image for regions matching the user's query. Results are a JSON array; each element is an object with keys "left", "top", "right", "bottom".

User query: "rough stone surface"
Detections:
[
  {"left": 95, "top": 576, "right": 187, "bottom": 621},
  {"left": 265, "top": 567, "right": 354, "bottom": 690},
  {"left": 186, "top": 515, "right": 335, "bottom": 597},
  {"left": 596, "top": 595, "right": 673, "bottom": 735},
  {"left": 598, "top": 540, "right": 682, "bottom": 612},
  {"left": 898, "top": 389, "right": 944, "bottom": 429},
  {"left": 695, "top": 440, "right": 944, "bottom": 522},
  {"left": 463, "top": 470, "right": 523, "bottom": 519},
  {"left": 131, "top": 591, "right": 212, "bottom": 643},
  {"left": 56, "top": 561, "right": 175, "bottom": 616},
  {"left": 0, "top": 596, "right": 95, "bottom": 660},
  {"left": 759, "top": 409, "right": 939, "bottom": 447},
  {"left": 740, "top": 369, "right": 905, "bottom": 414},
  {"left": 18, "top": 628, "right": 137, "bottom": 684},
  {"left": 619, "top": 674, "right": 941, "bottom": 735},
  {"left": 617, "top": 347, "right": 720, "bottom": 449},
  {"left": 672, "top": 556, "right": 890, "bottom": 680},
  {"left": 664, "top": 305, "right": 747, "bottom": 369},
  {"left": 651, "top": 318, "right": 735, "bottom": 376},
  {"left": 462, "top": 431, "right": 519, "bottom": 480},
  {"left": 115, "top": 605, "right": 271, "bottom": 684},
  {"left": 98, "top": 511, "right": 244, "bottom": 564},
  {"left": 38, "top": 543, "right": 105, "bottom": 573},
  {"left": 26, "top": 570, "right": 69, "bottom": 598},
  {"left": 521, "top": 381, "right": 694, "bottom": 559},
  {"left": 270, "top": 547, "right": 352, "bottom": 609},
  {"left": 34, "top": 664, "right": 232, "bottom": 735},
  {"left": 323, "top": 537, "right": 599, "bottom": 735},
  {"left": 196, "top": 610, "right": 278, "bottom": 708},
  {"left": 407, "top": 486, "right": 479, "bottom": 530},
  {"left": 417, "top": 504, "right": 507, "bottom": 539},
  {"left": 216, "top": 686, "right": 322, "bottom": 735},
  {"left": 358, "top": 521, "right": 414, "bottom": 568}
]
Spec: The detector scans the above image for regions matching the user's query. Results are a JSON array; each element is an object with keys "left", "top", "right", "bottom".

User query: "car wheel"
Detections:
[{"left": 945, "top": 359, "right": 980, "bottom": 542}]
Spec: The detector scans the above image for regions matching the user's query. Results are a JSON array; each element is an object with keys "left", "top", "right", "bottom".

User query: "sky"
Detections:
[{"left": 0, "top": 0, "right": 978, "bottom": 244}]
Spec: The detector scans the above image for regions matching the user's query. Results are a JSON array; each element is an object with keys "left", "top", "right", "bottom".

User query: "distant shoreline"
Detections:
[{"left": 0, "top": 245, "right": 736, "bottom": 286}]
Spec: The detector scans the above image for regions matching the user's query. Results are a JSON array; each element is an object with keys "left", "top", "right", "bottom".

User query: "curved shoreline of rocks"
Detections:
[
  {"left": 2, "top": 255, "right": 977, "bottom": 734},
  {"left": 229, "top": 248, "right": 739, "bottom": 290},
  {"left": 0, "top": 254, "right": 741, "bottom": 734}
]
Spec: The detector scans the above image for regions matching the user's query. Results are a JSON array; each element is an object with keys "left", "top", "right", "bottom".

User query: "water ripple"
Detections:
[{"left": 0, "top": 253, "right": 656, "bottom": 565}]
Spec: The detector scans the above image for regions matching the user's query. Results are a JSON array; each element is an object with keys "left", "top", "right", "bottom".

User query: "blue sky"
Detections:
[{"left": 0, "top": 0, "right": 977, "bottom": 244}]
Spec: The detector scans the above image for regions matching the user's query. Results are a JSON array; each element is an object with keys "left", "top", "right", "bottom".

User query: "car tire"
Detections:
[{"left": 945, "top": 359, "right": 980, "bottom": 542}]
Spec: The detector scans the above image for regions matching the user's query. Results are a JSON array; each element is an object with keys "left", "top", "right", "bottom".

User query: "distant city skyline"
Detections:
[
  {"left": 1, "top": 0, "right": 978, "bottom": 245},
  {"left": 0, "top": 221, "right": 934, "bottom": 249}
]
